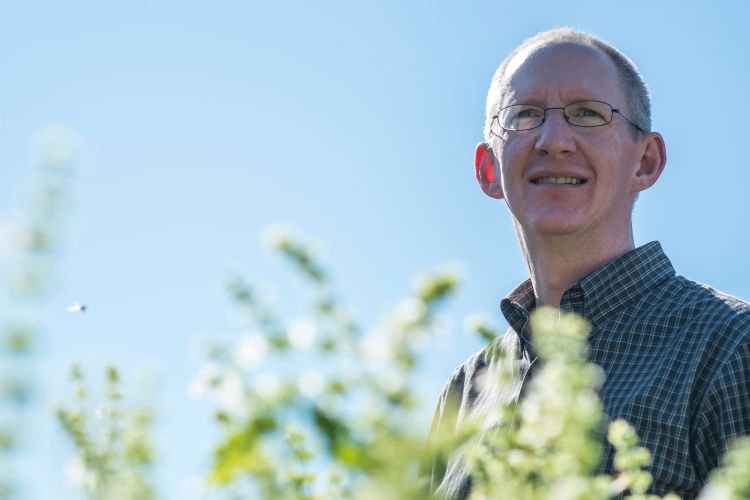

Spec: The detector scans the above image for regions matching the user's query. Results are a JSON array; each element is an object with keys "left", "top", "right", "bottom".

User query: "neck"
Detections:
[{"left": 516, "top": 225, "right": 635, "bottom": 309}]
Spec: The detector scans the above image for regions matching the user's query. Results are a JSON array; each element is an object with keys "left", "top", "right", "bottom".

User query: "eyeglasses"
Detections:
[{"left": 490, "top": 100, "right": 644, "bottom": 136}]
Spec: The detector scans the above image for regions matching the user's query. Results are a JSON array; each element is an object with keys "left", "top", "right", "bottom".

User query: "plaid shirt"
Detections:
[{"left": 430, "top": 241, "right": 750, "bottom": 499}]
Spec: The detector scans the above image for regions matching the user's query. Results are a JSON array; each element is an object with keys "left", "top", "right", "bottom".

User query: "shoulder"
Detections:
[
  {"left": 658, "top": 276, "right": 750, "bottom": 336},
  {"left": 668, "top": 276, "right": 750, "bottom": 311},
  {"left": 688, "top": 279, "right": 750, "bottom": 324},
  {"left": 673, "top": 280, "right": 750, "bottom": 386},
  {"left": 434, "top": 330, "right": 522, "bottom": 425},
  {"left": 439, "top": 329, "right": 520, "bottom": 397},
  {"left": 436, "top": 345, "right": 486, "bottom": 405}
]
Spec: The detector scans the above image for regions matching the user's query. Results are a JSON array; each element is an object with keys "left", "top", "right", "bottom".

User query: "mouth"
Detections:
[{"left": 531, "top": 176, "right": 587, "bottom": 185}]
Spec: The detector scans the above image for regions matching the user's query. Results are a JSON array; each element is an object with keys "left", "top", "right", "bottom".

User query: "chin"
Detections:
[
  {"left": 532, "top": 223, "right": 586, "bottom": 237},
  {"left": 523, "top": 211, "right": 589, "bottom": 237}
]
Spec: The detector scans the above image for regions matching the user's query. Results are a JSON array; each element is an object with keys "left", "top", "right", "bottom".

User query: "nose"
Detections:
[{"left": 534, "top": 108, "right": 576, "bottom": 156}]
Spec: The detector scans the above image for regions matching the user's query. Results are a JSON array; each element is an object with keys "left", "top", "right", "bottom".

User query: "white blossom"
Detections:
[
  {"left": 254, "top": 372, "right": 281, "bottom": 401},
  {"left": 94, "top": 405, "right": 111, "bottom": 420},
  {"left": 362, "top": 328, "right": 393, "bottom": 363},
  {"left": 377, "top": 370, "right": 404, "bottom": 393},
  {"left": 697, "top": 483, "right": 731, "bottom": 500},
  {"left": 288, "top": 318, "right": 316, "bottom": 350},
  {"left": 235, "top": 332, "right": 268, "bottom": 370},
  {"left": 187, "top": 362, "right": 222, "bottom": 400},
  {"left": 214, "top": 370, "right": 246, "bottom": 417},
  {"left": 260, "top": 223, "right": 295, "bottom": 250},
  {"left": 298, "top": 370, "right": 325, "bottom": 398},
  {"left": 63, "top": 455, "right": 97, "bottom": 491},
  {"left": 391, "top": 298, "right": 426, "bottom": 331},
  {"left": 35, "top": 126, "right": 78, "bottom": 169}
]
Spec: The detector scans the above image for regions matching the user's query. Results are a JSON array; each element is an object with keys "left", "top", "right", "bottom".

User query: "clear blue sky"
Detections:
[{"left": 1, "top": 1, "right": 749, "bottom": 498}]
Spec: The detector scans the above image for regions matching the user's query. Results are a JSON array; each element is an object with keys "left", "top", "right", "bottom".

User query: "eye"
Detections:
[
  {"left": 514, "top": 107, "right": 543, "bottom": 119},
  {"left": 565, "top": 101, "right": 611, "bottom": 126},
  {"left": 571, "top": 106, "right": 604, "bottom": 119},
  {"left": 499, "top": 104, "right": 545, "bottom": 130}
]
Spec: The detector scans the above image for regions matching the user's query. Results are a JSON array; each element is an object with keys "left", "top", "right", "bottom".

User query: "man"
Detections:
[{"left": 429, "top": 28, "right": 750, "bottom": 499}]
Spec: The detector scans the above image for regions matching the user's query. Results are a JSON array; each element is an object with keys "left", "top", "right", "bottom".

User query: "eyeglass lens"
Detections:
[{"left": 496, "top": 100, "right": 614, "bottom": 131}]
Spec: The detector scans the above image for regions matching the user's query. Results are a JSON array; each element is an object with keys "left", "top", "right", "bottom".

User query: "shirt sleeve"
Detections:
[{"left": 692, "top": 340, "right": 750, "bottom": 482}]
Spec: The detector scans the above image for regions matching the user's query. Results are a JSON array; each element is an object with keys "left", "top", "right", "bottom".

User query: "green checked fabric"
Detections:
[{"left": 429, "top": 241, "right": 750, "bottom": 499}]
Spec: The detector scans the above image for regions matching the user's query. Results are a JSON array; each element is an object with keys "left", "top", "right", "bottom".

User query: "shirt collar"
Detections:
[
  {"left": 500, "top": 241, "right": 675, "bottom": 337},
  {"left": 500, "top": 279, "right": 535, "bottom": 348}
]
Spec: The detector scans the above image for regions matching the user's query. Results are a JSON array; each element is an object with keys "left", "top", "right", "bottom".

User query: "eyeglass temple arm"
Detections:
[{"left": 612, "top": 109, "right": 644, "bottom": 133}]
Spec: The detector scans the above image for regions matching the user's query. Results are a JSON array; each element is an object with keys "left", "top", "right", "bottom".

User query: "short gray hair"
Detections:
[{"left": 484, "top": 28, "right": 651, "bottom": 142}]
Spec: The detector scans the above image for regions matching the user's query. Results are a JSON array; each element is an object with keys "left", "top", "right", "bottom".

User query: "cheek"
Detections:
[
  {"left": 580, "top": 137, "right": 632, "bottom": 177},
  {"left": 498, "top": 138, "right": 530, "bottom": 175}
]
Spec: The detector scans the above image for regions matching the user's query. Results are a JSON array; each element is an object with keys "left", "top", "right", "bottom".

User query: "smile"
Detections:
[{"left": 532, "top": 176, "right": 586, "bottom": 185}]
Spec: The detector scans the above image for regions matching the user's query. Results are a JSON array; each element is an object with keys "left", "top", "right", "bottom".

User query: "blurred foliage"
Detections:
[
  {"left": 193, "top": 225, "right": 460, "bottom": 499},
  {"left": 458, "top": 309, "right": 681, "bottom": 500},
  {"left": 188, "top": 227, "right": 750, "bottom": 500},
  {"left": 55, "top": 364, "right": 156, "bottom": 500},
  {"left": 463, "top": 309, "right": 610, "bottom": 499},
  {"left": 0, "top": 128, "right": 77, "bottom": 497},
  {"left": 699, "top": 437, "right": 750, "bottom": 500}
]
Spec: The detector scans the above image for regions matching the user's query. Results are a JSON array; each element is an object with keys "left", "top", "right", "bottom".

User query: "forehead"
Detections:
[{"left": 503, "top": 43, "right": 624, "bottom": 106}]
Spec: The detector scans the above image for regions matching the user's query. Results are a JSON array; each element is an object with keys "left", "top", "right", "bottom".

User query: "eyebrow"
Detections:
[
  {"left": 502, "top": 83, "right": 610, "bottom": 107},
  {"left": 502, "top": 96, "right": 610, "bottom": 107}
]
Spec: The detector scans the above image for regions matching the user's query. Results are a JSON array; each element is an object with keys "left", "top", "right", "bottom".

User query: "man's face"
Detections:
[{"left": 491, "top": 43, "right": 646, "bottom": 241}]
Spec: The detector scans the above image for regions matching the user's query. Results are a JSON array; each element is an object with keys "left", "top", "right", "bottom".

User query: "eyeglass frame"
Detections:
[{"left": 489, "top": 99, "right": 645, "bottom": 138}]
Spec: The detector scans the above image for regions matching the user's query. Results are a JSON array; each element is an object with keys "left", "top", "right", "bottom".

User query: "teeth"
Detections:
[{"left": 535, "top": 176, "right": 584, "bottom": 185}]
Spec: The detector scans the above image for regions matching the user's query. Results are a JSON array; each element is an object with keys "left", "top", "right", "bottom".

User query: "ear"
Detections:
[
  {"left": 475, "top": 143, "right": 504, "bottom": 199},
  {"left": 631, "top": 132, "right": 667, "bottom": 193}
]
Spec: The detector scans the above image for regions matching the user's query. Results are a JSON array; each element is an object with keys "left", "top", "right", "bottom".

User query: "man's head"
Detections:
[
  {"left": 484, "top": 28, "right": 651, "bottom": 143},
  {"left": 475, "top": 29, "right": 666, "bottom": 243}
]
